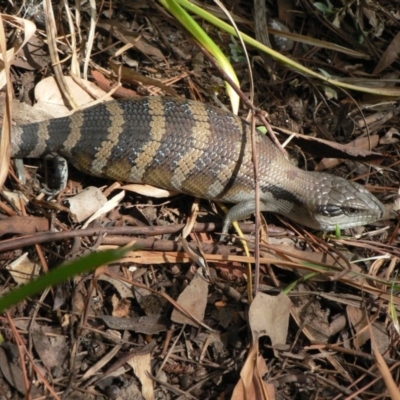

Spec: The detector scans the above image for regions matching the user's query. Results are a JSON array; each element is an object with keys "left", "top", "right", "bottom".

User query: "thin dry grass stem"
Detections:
[
  {"left": 0, "top": 15, "right": 12, "bottom": 190},
  {"left": 62, "top": 0, "right": 79, "bottom": 76},
  {"left": 5, "top": 312, "right": 31, "bottom": 397},
  {"left": 342, "top": 361, "right": 400, "bottom": 399},
  {"left": 43, "top": 0, "right": 78, "bottom": 108},
  {"left": 155, "top": 325, "right": 185, "bottom": 377},
  {"left": 5, "top": 312, "right": 62, "bottom": 399},
  {"left": 83, "top": 0, "right": 97, "bottom": 80},
  {"left": 342, "top": 237, "right": 400, "bottom": 252}
]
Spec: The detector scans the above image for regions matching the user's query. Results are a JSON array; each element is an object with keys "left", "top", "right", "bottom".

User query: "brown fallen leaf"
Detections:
[
  {"left": 249, "top": 292, "right": 291, "bottom": 354},
  {"left": 370, "top": 325, "right": 400, "bottom": 400},
  {"left": 316, "top": 134, "right": 381, "bottom": 170},
  {"left": 6, "top": 252, "right": 40, "bottom": 285},
  {"left": 277, "top": 129, "right": 384, "bottom": 163},
  {"left": 0, "top": 347, "right": 28, "bottom": 396},
  {"left": 231, "top": 342, "right": 275, "bottom": 400},
  {"left": 67, "top": 186, "right": 107, "bottom": 223},
  {"left": 102, "top": 314, "right": 168, "bottom": 335},
  {"left": 347, "top": 305, "right": 369, "bottom": 350},
  {"left": 171, "top": 270, "right": 208, "bottom": 327},
  {"left": 232, "top": 292, "right": 291, "bottom": 399},
  {"left": 373, "top": 32, "right": 400, "bottom": 75},
  {"left": 127, "top": 352, "right": 154, "bottom": 400},
  {"left": 31, "top": 325, "right": 68, "bottom": 372}
]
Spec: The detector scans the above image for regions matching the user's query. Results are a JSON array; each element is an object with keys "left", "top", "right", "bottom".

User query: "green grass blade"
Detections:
[
  {"left": 162, "top": 0, "right": 240, "bottom": 113},
  {"left": 169, "top": 0, "right": 400, "bottom": 97},
  {"left": 0, "top": 247, "right": 130, "bottom": 314}
]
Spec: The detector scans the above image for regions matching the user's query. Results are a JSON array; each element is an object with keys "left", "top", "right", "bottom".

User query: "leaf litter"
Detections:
[{"left": 0, "top": 1, "right": 399, "bottom": 399}]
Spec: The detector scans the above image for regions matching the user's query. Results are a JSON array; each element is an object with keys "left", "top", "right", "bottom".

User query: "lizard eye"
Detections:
[
  {"left": 317, "top": 205, "right": 363, "bottom": 217},
  {"left": 343, "top": 207, "right": 361, "bottom": 216},
  {"left": 318, "top": 205, "right": 343, "bottom": 217}
]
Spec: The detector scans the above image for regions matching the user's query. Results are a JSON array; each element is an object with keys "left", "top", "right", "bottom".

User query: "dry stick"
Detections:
[
  {"left": 0, "top": 223, "right": 250, "bottom": 253},
  {"left": 251, "top": 116, "right": 261, "bottom": 297}
]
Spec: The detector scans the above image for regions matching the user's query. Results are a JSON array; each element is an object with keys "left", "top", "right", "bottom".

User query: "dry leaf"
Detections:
[
  {"left": 373, "top": 32, "right": 400, "bottom": 75},
  {"left": 0, "top": 347, "right": 28, "bottom": 395},
  {"left": 33, "top": 76, "right": 107, "bottom": 117},
  {"left": 171, "top": 270, "right": 208, "bottom": 327},
  {"left": 249, "top": 292, "right": 291, "bottom": 346},
  {"left": 102, "top": 315, "right": 168, "bottom": 335},
  {"left": 67, "top": 186, "right": 107, "bottom": 223},
  {"left": 0, "top": 15, "right": 36, "bottom": 89},
  {"left": 347, "top": 306, "right": 390, "bottom": 354},
  {"left": 97, "top": 275, "right": 134, "bottom": 299},
  {"left": 6, "top": 252, "right": 40, "bottom": 285},
  {"left": 111, "top": 295, "right": 131, "bottom": 318},
  {"left": 347, "top": 305, "right": 369, "bottom": 349},
  {"left": 81, "top": 190, "right": 124, "bottom": 229},
  {"left": 370, "top": 322, "right": 390, "bottom": 355},
  {"left": 127, "top": 352, "right": 154, "bottom": 400},
  {"left": 317, "top": 135, "right": 381, "bottom": 170},
  {"left": 231, "top": 342, "right": 275, "bottom": 400},
  {"left": 102, "top": 315, "right": 169, "bottom": 335},
  {"left": 370, "top": 325, "right": 400, "bottom": 400},
  {"left": 278, "top": 130, "right": 384, "bottom": 166},
  {"left": 231, "top": 292, "right": 291, "bottom": 399},
  {"left": 31, "top": 325, "right": 68, "bottom": 371},
  {"left": 13, "top": 35, "right": 50, "bottom": 70}
]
